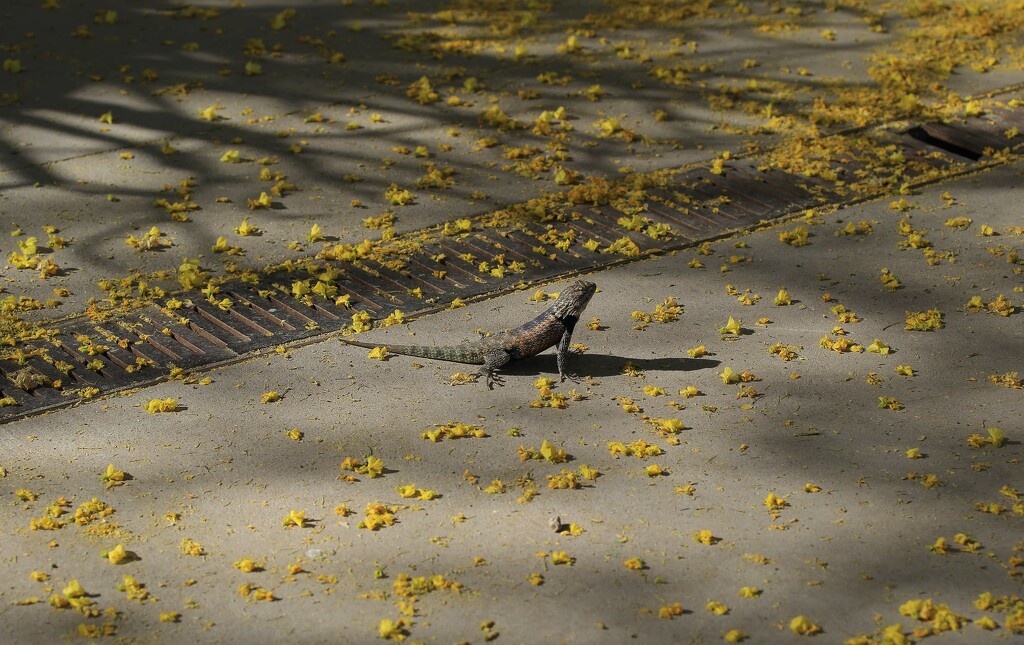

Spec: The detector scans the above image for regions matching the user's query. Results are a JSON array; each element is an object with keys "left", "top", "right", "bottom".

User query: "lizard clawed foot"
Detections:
[
  {"left": 484, "top": 371, "right": 506, "bottom": 389},
  {"left": 560, "top": 372, "right": 585, "bottom": 384}
]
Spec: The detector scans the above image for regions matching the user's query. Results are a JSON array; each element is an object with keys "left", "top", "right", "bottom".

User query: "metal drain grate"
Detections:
[{"left": 2, "top": 109, "right": 1023, "bottom": 423}]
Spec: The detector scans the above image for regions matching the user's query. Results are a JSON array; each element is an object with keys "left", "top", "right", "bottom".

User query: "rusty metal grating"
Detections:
[{"left": 2, "top": 109, "right": 1023, "bottom": 423}]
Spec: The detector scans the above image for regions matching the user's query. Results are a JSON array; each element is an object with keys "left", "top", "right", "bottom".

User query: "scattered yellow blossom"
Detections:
[
  {"left": 719, "top": 317, "right": 742, "bottom": 336},
  {"left": 789, "top": 615, "right": 822, "bottom": 635},
  {"left": 867, "top": 338, "right": 891, "bottom": 354},
  {"left": 145, "top": 398, "right": 178, "bottom": 413},
  {"left": 104, "top": 544, "right": 130, "bottom": 564},
  {"left": 100, "top": 464, "right": 127, "bottom": 488},
  {"left": 706, "top": 600, "right": 729, "bottom": 615},
  {"left": 658, "top": 602, "right": 684, "bottom": 619},
  {"left": 180, "top": 538, "right": 205, "bottom": 556}
]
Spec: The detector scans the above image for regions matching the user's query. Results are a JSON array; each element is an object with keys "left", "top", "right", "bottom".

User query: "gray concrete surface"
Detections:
[
  {"left": 2, "top": 1, "right": 1024, "bottom": 643},
  {"left": 3, "top": 164, "right": 1023, "bottom": 643}
]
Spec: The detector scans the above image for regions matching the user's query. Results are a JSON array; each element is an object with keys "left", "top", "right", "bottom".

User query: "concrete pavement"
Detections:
[
  {"left": 3, "top": 163, "right": 1023, "bottom": 642},
  {"left": 2, "top": 1, "right": 1024, "bottom": 643}
]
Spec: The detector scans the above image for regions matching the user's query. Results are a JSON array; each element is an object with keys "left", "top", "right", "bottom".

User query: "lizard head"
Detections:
[{"left": 551, "top": 280, "right": 597, "bottom": 319}]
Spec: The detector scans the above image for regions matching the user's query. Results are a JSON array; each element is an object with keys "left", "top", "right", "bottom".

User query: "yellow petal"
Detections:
[
  {"left": 106, "top": 544, "right": 129, "bottom": 564},
  {"left": 789, "top": 615, "right": 822, "bottom": 635}
]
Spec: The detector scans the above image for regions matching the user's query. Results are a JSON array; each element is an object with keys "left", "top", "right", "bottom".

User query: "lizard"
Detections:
[{"left": 341, "top": 280, "right": 596, "bottom": 388}]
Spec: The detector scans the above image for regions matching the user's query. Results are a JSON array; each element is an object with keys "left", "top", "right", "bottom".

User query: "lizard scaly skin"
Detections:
[{"left": 342, "top": 280, "right": 596, "bottom": 387}]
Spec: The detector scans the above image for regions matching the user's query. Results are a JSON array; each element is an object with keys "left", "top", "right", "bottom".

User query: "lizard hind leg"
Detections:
[
  {"left": 482, "top": 369, "right": 506, "bottom": 389},
  {"left": 481, "top": 347, "right": 512, "bottom": 389}
]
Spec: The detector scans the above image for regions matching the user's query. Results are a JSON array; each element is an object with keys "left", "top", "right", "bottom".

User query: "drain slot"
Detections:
[
  {"left": 906, "top": 125, "right": 983, "bottom": 161},
  {"left": 138, "top": 333, "right": 184, "bottom": 361},
  {"left": 225, "top": 306, "right": 274, "bottom": 337},
  {"left": 192, "top": 306, "right": 251, "bottom": 342}
]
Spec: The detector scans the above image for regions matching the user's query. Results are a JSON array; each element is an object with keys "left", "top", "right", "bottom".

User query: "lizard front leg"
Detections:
[{"left": 555, "top": 326, "right": 576, "bottom": 381}]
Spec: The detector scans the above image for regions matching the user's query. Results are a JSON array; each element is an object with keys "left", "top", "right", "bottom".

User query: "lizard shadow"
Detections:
[{"left": 506, "top": 355, "right": 721, "bottom": 379}]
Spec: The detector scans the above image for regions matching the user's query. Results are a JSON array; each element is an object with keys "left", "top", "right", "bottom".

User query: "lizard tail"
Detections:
[{"left": 341, "top": 339, "right": 485, "bottom": 365}]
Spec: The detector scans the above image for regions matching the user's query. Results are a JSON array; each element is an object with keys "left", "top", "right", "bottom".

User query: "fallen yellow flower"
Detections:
[
  {"left": 104, "top": 544, "right": 129, "bottom": 564},
  {"left": 658, "top": 602, "right": 684, "bottom": 619},
  {"left": 706, "top": 600, "right": 729, "bottom": 615},
  {"left": 866, "top": 338, "right": 891, "bottom": 354},
  {"left": 100, "top": 464, "right": 127, "bottom": 488},
  {"left": 145, "top": 398, "right": 178, "bottom": 413},
  {"left": 789, "top": 615, "right": 822, "bottom": 635},
  {"left": 281, "top": 509, "right": 307, "bottom": 528},
  {"left": 719, "top": 316, "right": 742, "bottom": 336}
]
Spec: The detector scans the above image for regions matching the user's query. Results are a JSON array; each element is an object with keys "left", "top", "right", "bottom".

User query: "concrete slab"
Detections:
[
  {"left": 2, "top": 1, "right": 1024, "bottom": 643},
  {"left": 2, "top": 162, "right": 1022, "bottom": 643}
]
